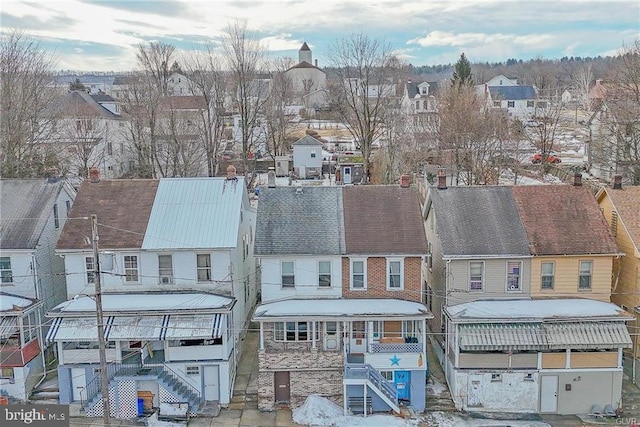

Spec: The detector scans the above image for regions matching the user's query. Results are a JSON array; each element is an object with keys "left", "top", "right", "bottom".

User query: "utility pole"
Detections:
[{"left": 91, "top": 214, "right": 111, "bottom": 426}]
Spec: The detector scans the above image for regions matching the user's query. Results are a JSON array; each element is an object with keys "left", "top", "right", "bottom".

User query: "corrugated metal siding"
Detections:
[
  {"left": 459, "top": 323, "right": 547, "bottom": 351},
  {"left": 46, "top": 317, "right": 112, "bottom": 342},
  {"left": 163, "top": 314, "right": 223, "bottom": 339},
  {"left": 142, "top": 178, "right": 244, "bottom": 249},
  {"left": 108, "top": 316, "right": 166, "bottom": 340}
]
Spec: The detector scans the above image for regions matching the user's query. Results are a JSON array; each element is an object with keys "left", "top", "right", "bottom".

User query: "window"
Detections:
[
  {"left": 281, "top": 261, "right": 295, "bottom": 287},
  {"left": 53, "top": 204, "right": 59, "bottom": 228},
  {"left": 0, "top": 257, "right": 13, "bottom": 284},
  {"left": 527, "top": 100, "right": 534, "bottom": 108},
  {"left": 415, "top": 100, "right": 420, "bottom": 110},
  {"left": 506, "top": 261, "right": 522, "bottom": 291},
  {"left": 107, "top": 142, "right": 113, "bottom": 156},
  {"left": 351, "top": 259, "right": 366, "bottom": 289},
  {"left": 1, "top": 367, "right": 14, "bottom": 382},
  {"left": 318, "top": 261, "right": 331, "bottom": 287},
  {"left": 423, "top": 100, "right": 428, "bottom": 110},
  {"left": 507, "top": 101, "right": 515, "bottom": 108},
  {"left": 469, "top": 261, "right": 484, "bottom": 291},
  {"left": 524, "top": 373, "right": 534, "bottom": 381},
  {"left": 578, "top": 260, "right": 593, "bottom": 290},
  {"left": 310, "top": 149, "right": 316, "bottom": 158},
  {"left": 274, "top": 322, "right": 314, "bottom": 342},
  {"left": 158, "top": 255, "right": 173, "bottom": 284},
  {"left": 124, "top": 255, "right": 139, "bottom": 282},
  {"left": 185, "top": 366, "right": 200, "bottom": 376},
  {"left": 421, "top": 86, "right": 427, "bottom": 95},
  {"left": 611, "top": 211, "right": 618, "bottom": 236},
  {"left": 380, "top": 371, "right": 393, "bottom": 381},
  {"left": 537, "top": 101, "right": 547, "bottom": 109},
  {"left": 65, "top": 200, "right": 71, "bottom": 215},
  {"left": 387, "top": 259, "right": 403, "bottom": 289},
  {"left": 491, "top": 373, "right": 502, "bottom": 382},
  {"left": 197, "top": 254, "right": 212, "bottom": 282},
  {"left": 85, "top": 257, "right": 95, "bottom": 284},
  {"left": 541, "top": 262, "right": 554, "bottom": 289},
  {"left": 493, "top": 100, "right": 501, "bottom": 107}
]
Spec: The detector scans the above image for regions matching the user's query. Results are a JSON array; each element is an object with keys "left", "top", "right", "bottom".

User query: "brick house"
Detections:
[{"left": 253, "top": 180, "right": 432, "bottom": 415}]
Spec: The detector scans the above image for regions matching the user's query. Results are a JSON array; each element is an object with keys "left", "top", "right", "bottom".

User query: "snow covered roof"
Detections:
[
  {"left": 0, "top": 293, "right": 39, "bottom": 312},
  {"left": 48, "top": 292, "right": 234, "bottom": 316},
  {"left": 446, "top": 298, "right": 632, "bottom": 322},
  {"left": 253, "top": 298, "right": 433, "bottom": 320}
]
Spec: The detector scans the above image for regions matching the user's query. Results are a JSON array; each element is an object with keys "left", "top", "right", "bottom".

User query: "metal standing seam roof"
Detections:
[
  {"left": 458, "top": 322, "right": 631, "bottom": 351},
  {"left": 0, "top": 179, "right": 68, "bottom": 249},
  {"left": 142, "top": 178, "right": 247, "bottom": 249},
  {"left": 489, "top": 85, "right": 536, "bottom": 100}
]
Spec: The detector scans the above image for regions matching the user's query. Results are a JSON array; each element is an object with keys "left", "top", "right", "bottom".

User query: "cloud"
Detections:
[
  {"left": 407, "top": 31, "right": 555, "bottom": 49},
  {"left": 259, "top": 34, "right": 302, "bottom": 51}
]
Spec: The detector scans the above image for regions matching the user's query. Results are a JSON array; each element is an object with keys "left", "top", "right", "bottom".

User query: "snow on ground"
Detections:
[
  {"left": 292, "top": 395, "right": 554, "bottom": 427},
  {"left": 146, "top": 413, "right": 185, "bottom": 427},
  {"left": 159, "top": 402, "right": 187, "bottom": 416},
  {"left": 426, "top": 378, "right": 448, "bottom": 396},
  {"left": 499, "top": 169, "right": 563, "bottom": 186}
]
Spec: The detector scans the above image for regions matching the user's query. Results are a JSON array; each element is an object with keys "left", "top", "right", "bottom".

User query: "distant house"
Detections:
[
  {"left": 167, "top": 72, "right": 193, "bottom": 96},
  {"left": 0, "top": 178, "right": 76, "bottom": 400},
  {"left": 50, "top": 173, "right": 257, "bottom": 418},
  {"left": 482, "top": 85, "right": 540, "bottom": 119},
  {"left": 422, "top": 180, "right": 630, "bottom": 415},
  {"left": 253, "top": 182, "right": 432, "bottom": 414},
  {"left": 292, "top": 135, "right": 323, "bottom": 179},
  {"left": 284, "top": 43, "right": 326, "bottom": 103}
]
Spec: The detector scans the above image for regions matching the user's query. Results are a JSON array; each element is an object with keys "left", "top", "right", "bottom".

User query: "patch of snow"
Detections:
[
  {"left": 53, "top": 293, "right": 233, "bottom": 313},
  {"left": 425, "top": 412, "right": 551, "bottom": 427},
  {"left": 426, "top": 378, "right": 448, "bottom": 396},
  {"left": 255, "top": 299, "right": 429, "bottom": 318},
  {"left": 293, "top": 395, "right": 419, "bottom": 427},
  {"left": 159, "top": 402, "right": 187, "bottom": 416},
  {"left": 31, "top": 391, "right": 59, "bottom": 398},
  {"left": 0, "top": 295, "right": 36, "bottom": 312},
  {"left": 146, "top": 413, "right": 186, "bottom": 427}
]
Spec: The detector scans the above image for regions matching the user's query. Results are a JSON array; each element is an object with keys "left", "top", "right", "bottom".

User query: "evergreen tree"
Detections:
[{"left": 451, "top": 53, "right": 473, "bottom": 88}]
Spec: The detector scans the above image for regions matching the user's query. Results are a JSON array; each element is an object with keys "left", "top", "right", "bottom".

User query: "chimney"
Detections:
[
  {"left": 436, "top": 168, "right": 447, "bottom": 190},
  {"left": 226, "top": 164, "right": 237, "bottom": 180},
  {"left": 613, "top": 174, "right": 623, "bottom": 190},
  {"left": 89, "top": 166, "right": 100, "bottom": 183},
  {"left": 400, "top": 174, "right": 411, "bottom": 188},
  {"left": 573, "top": 172, "right": 582, "bottom": 187},
  {"left": 267, "top": 168, "right": 276, "bottom": 188}
]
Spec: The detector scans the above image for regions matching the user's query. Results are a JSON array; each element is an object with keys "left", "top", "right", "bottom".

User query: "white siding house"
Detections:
[{"left": 292, "top": 135, "right": 323, "bottom": 179}]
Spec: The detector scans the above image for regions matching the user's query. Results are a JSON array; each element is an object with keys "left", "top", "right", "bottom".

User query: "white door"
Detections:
[
  {"left": 203, "top": 366, "right": 219, "bottom": 401},
  {"left": 540, "top": 375, "right": 558, "bottom": 413},
  {"left": 467, "top": 374, "right": 483, "bottom": 407},
  {"left": 343, "top": 167, "right": 352, "bottom": 184},
  {"left": 323, "top": 322, "right": 340, "bottom": 351},
  {"left": 349, "top": 321, "right": 366, "bottom": 353},
  {"left": 71, "top": 368, "right": 86, "bottom": 402}
]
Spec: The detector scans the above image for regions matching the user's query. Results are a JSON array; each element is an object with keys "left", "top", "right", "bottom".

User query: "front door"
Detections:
[
  {"left": 467, "top": 374, "right": 483, "bottom": 407},
  {"left": 350, "top": 321, "right": 366, "bottom": 354},
  {"left": 274, "top": 371, "right": 290, "bottom": 403},
  {"left": 203, "top": 365, "right": 219, "bottom": 401},
  {"left": 540, "top": 375, "right": 558, "bottom": 413},
  {"left": 323, "top": 321, "right": 340, "bottom": 351},
  {"left": 394, "top": 370, "right": 411, "bottom": 401},
  {"left": 71, "top": 368, "right": 86, "bottom": 402},
  {"left": 343, "top": 167, "right": 352, "bottom": 184}
]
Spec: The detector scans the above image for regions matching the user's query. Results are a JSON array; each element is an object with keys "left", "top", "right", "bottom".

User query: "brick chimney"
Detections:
[
  {"left": 613, "top": 174, "right": 623, "bottom": 190},
  {"left": 226, "top": 164, "right": 237, "bottom": 180},
  {"left": 436, "top": 168, "right": 447, "bottom": 190},
  {"left": 89, "top": 166, "right": 100, "bottom": 183},
  {"left": 267, "top": 168, "right": 276, "bottom": 188},
  {"left": 573, "top": 172, "right": 582, "bottom": 187},
  {"left": 400, "top": 174, "right": 411, "bottom": 188}
]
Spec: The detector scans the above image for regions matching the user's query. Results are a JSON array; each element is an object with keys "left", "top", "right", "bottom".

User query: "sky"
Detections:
[{"left": 1, "top": 0, "right": 639, "bottom": 72}]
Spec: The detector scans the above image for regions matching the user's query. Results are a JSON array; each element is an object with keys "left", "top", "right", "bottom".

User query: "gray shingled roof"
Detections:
[
  {"left": 255, "top": 187, "right": 345, "bottom": 255},
  {"left": 429, "top": 186, "right": 530, "bottom": 257},
  {"left": 489, "top": 86, "right": 536, "bottom": 100},
  {"left": 0, "top": 179, "right": 69, "bottom": 249},
  {"left": 292, "top": 135, "right": 323, "bottom": 146}
]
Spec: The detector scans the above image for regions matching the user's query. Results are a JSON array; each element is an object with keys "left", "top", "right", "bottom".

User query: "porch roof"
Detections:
[
  {"left": 252, "top": 298, "right": 432, "bottom": 321},
  {"left": 163, "top": 314, "right": 224, "bottom": 340},
  {"left": 0, "top": 317, "right": 18, "bottom": 339},
  {"left": 458, "top": 322, "right": 631, "bottom": 351}
]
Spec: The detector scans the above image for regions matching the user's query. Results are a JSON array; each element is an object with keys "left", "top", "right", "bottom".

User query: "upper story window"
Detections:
[
  {"left": 493, "top": 101, "right": 501, "bottom": 107},
  {"left": 387, "top": 258, "right": 403, "bottom": 290},
  {"left": 507, "top": 101, "right": 515, "bottom": 108},
  {"left": 506, "top": 261, "right": 522, "bottom": 292},
  {"left": 527, "top": 100, "right": 534, "bottom": 108},
  {"left": 85, "top": 256, "right": 96, "bottom": 284},
  {"left": 541, "top": 262, "right": 555, "bottom": 290},
  {"left": 197, "top": 254, "right": 212, "bottom": 282},
  {"left": 124, "top": 255, "right": 139, "bottom": 283},
  {"left": 53, "top": 204, "right": 59, "bottom": 229},
  {"left": 350, "top": 259, "right": 366, "bottom": 290},
  {"left": 318, "top": 261, "right": 332, "bottom": 287},
  {"left": 158, "top": 255, "right": 173, "bottom": 284},
  {"left": 469, "top": 261, "right": 484, "bottom": 292},
  {"left": 0, "top": 257, "right": 13, "bottom": 285},
  {"left": 578, "top": 260, "right": 593, "bottom": 290},
  {"left": 415, "top": 100, "right": 420, "bottom": 110},
  {"left": 281, "top": 261, "right": 295, "bottom": 287},
  {"left": 310, "top": 149, "right": 316, "bottom": 158}
]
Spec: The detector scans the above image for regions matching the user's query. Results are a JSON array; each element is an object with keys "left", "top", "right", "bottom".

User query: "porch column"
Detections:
[
  {"left": 259, "top": 322, "right": 264, "bottom": 350},
  {"left": 311, "top": 321, "right": 317, "bottom": 350},
  {"left": 363, "top": 384, "right": 368, "bottom": 417},
  {"left": 343, "top": 383, "right": 347, "bottom": 415},
  {"left": 422, "top": 318, "right": 427, "bottom": 356},
  {"left": 537, "top": 352, "right": 542, "bottom": 370},
  {"left": 454, "top": 325, "right": 459, "bottom": 367},
  {"left": 618, "top": 347, "right": 623, "bottom": 368},
  {"left": 565, "top": 349, "right": 570, "bottom": 369}
]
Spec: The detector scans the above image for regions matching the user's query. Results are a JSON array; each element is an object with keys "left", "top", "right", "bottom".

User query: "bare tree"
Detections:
[
  {"left": 264, "top": 57, "right": 295, "bottom": 158},
  {"left": 182, "top": 46, "right": 231, "bottom": 176},
  {"left": 524, "top": 101, "right": 568, "bottom": 170},
  {"left": 574, "top": 62, "right": 594, "bottom": 110},
  {"left": 222, "top": 20, "right": 269, "bottom": 178},
  {"left": 327, "top": 33, "right": 399, "bottom": 181},
  {"left": 136, "top": 42, "right": 176, "bottom": 96},
  {"left": 0, "top": 31, "right": 59, "bottom": 177}
]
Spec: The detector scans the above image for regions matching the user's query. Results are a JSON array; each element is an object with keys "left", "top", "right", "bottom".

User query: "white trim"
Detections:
[
  {"left": 505, "top": 260, "right": 523, "bottom": 292},
  {"left": 386, "top": 257, "right": 404, "bottom": 290},
  {"left": 350, "top": 258, "right": 367, "bottom": 290},
  {"left": 122, "top": 253, "right": 140, "bottom": 284},
  {"left": 469, "top": 260, "right": 484, "bottom": 292}
]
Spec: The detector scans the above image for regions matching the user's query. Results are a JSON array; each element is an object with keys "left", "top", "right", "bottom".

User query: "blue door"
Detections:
[{"left": 394, "top": 370, "right": 411, "bottom": 401}]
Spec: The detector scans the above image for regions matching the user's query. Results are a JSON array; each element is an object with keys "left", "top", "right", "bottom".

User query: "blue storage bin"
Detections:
[{"left": 137, "top": 397, "right": 144, "bottom": 416}]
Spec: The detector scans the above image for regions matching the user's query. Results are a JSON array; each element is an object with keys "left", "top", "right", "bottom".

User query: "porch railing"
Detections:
[
  {"left": 369, "top": 342, "right": 422, "bottom": 353},
  {"left": 344, "top": 363, "right": 398, "bottom": 407}
]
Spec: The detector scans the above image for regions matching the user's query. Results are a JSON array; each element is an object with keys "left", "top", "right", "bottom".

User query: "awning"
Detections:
[
  {"left": 46, "top": 317, "right": 113, "bottom": 343},
  {"left": 0, "top": 317, "right": 18, "bottom": 339},
  {"left": 162, "top": 314, "right": 223, "bottom": 340},
  {"left": 108, "top": 316, "right": 167, "bottom": 341},
  {"left": 459, "top": 323, "right": 548, "bottom": 351},
  {"left": 545, "top": 322, "right": 632, "bottom": 350}
]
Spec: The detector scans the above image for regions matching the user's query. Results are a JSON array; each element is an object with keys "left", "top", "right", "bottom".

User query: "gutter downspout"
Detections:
[{"left": 30, "top": 253, "right": 49, "bottom": 394}]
